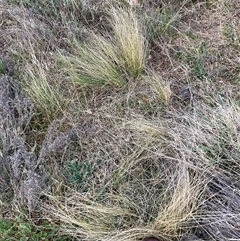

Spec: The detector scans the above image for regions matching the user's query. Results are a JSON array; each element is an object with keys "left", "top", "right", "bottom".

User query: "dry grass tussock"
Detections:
[
  {"left": 146, "top": 71, "right": 172, "bottom": 105},
  {"left": 43, "top": 163, "right": 203, "bottom": 241},
  {"left": 0, "top": 3, "right": 69, "bottom": 120},
  {"left": 59, "top": 6, "right": 147, "bottom": 87},
  {"left": 0, "top": 0, "right": 240, "bottom": 240}
]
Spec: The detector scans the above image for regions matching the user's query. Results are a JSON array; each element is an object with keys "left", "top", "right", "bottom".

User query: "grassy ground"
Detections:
[{"left": 0, "top": 0, "right": 240, "bottom": 240}]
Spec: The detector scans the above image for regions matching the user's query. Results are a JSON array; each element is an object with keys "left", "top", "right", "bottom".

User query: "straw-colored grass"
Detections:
[
  {"left": 146, "top": 72, "right": 172, "bottom": 105},
  {"left": 111, "top": 6, "right": 147, "bottom": 78},
  {"left": 59, "top": 6, "right": 147, "bottom": 88},
  {"left": 22, "top": 63, "right": 64, "bottom": 118},
  {"left": 59, "top": 34, "right": 126, "bottom": 87},
  {"left": 1, "top": 0, "right": 240, "bottom": 240},
  {"left": 43, "top": 161, "right": 203, "bottom": 241}
]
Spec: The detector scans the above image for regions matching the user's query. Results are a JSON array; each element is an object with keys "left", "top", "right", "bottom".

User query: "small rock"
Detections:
[{"left": 179, "top": 86, "right": 192, "bottom": 102}]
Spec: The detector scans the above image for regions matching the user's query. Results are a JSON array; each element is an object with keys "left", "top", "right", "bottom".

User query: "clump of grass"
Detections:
[
  {"left": 118, "top": 99, "right": 239, "bottom": 238},
  {"left": 111, "top": 6, "right": 147, "bottom": 78},
  {"left": 44, "top": 161, "right": 203, "bottom": 240},
  {"left": 43, "top": 191, "right": 139, "bottom": 240},
  {"left": 59, "top": 6, "right": 147, "bottom": 87},
  {"left": 1, "top": 3, "right": 67, "bottom": 121},
  {"left": 59, "top": 33, "right": 126, "bottom": 87},
  {"left": 146, "top": 72, "right": 172, "bottom": 105},
  {"left": 22, "top": 63, "right": 64, "bottom": 119},
  {"left": 41, "top": 115, "right": 204, "bottom": 240},
  {"left": 152, "top": 165, "right": 203, "bottom": 236}
]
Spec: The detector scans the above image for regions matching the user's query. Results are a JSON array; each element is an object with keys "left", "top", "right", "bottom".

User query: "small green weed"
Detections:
[
  {"left": 0, "top": 219, "right": 71, "bottom": 241},
  {"left": 176, "top": 42, "right": 208, "bottom": 80},
  {"left": 0, "top": 61, "right": 3, "bottom": 75},
  {"left": 65, "top": 159, "right": 95, "bottom": 191}
]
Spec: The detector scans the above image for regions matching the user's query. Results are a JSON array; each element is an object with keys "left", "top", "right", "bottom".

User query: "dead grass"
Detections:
[
  {"left": 58, "top": 33, "right": 126, "bottom": 87},
  {"left": 22, "top": 63, "right": 65, "bottom": 118},
  {"left": 1, "top": 0, "right": 240, "bottom": 240},
  {"left": 146, "top": 71, "right": 172, "bottom": 104},
  {"left": 59, "top": 6, "right": 147, "bottom": 88},
  {"left": 43, "top": 160, "right": 203, "bottom": 240},
  {"left": 110, "top": 6, "right": 147, "bottom": 78}
]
